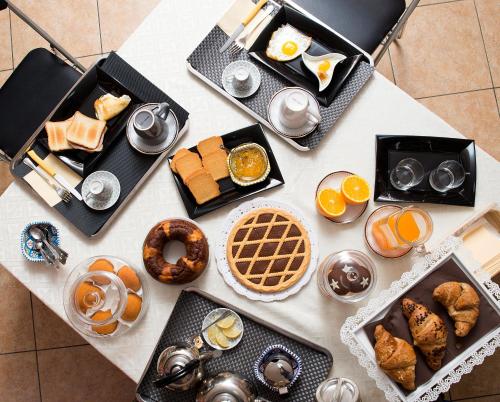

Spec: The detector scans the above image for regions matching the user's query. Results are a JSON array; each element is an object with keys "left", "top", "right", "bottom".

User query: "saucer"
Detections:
[
  {"left": 222, "top": 60, "right": 261, "bottom": 98},
  {"left": 267, "top": 87, "right": 320, "bottom": 138},
  {"left": 127, "top": 103, "right": 179, "bottom": 155},
  {"left": 82, "top": 171, "right": 121, "bottom": 211}
]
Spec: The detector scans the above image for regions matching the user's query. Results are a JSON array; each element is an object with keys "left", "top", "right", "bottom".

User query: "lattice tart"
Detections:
[{"left": 226, "top": 207, "right": 311, "bottom": 293}]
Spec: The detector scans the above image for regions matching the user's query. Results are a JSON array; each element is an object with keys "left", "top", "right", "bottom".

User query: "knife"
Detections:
[
  {"left": 219, "top": 0, "right": 268, "bottom": 53},
  {"left": 27, "top": 150, "right": 83, "bottom": 201}
]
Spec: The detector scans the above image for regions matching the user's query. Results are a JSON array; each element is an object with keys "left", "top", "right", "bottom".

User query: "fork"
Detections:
[
  {"left": 228, "top": 5, "right": 274, "bottom": 55},
  {"left": 23, "top": 158, "right": 72, "bottom": 203}
]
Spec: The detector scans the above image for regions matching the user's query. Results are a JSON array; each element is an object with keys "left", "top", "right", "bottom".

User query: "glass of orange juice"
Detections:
[{"left": 369, "top": 206, "right": 433, "bottom": 255}]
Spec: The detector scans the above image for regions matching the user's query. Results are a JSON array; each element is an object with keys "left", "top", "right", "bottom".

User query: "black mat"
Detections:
[{"left": 136, "top": 289, "right": 333, "bottom": 401}]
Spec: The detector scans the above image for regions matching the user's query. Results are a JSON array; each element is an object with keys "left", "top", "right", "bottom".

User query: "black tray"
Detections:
[
  {"left": 374, "top": 135, "right": 476, "bottom": 206},
  {"left": 136, "top": 288, "right": 333, "bottom": 402},
  {"left": 37, "top": 63, "right": 139, "bottom": 176},
  {"left": 248, "top": 4, "right": 365, "bottom": 107},
  {"left": 168, "top": 124, "right": 284, "bottom": 219},
  {"left": 12, "top": 52, "right": 189, "bottom": 237}
]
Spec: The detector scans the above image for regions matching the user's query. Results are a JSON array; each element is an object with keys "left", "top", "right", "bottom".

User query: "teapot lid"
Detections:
[
  {"left": 156, "top": 343, "right": 199, "bottom": 389},
  {"left": 197, "top": 372, "right": 256, "bottom": 402}
]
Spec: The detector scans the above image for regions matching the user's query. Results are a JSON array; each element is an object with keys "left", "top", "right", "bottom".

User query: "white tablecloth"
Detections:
[{"left": 0, "top": 1, "right": 498, "bottom": 400}]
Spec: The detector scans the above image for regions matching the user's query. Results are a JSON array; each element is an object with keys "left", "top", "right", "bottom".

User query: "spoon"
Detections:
[
  {"left": 29, "top": 226, "right": 65, "bottom": 264},
  {"left": 39, "top": 226, "right": 68, "bottom": 264},
  {"left": 33, "top": 240, "right": 55, "bottom": 265}
]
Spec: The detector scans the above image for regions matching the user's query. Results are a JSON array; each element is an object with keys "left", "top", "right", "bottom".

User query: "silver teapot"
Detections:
[
  {"left": 196, "top": 372, "right": 271, "bottom": 402},
  {"left": 154, "top": 341, "right": 221, "bottom": 392}
]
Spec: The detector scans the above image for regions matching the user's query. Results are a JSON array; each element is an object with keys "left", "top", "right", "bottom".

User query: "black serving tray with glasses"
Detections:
[
  {"left": 135, "top": 288, "right": 333, "bottom": 402},
  {"left": 11, "top": 52, "right": 189, "bottom": 237},
  {"left": 374, "top": 135, "right": 476, "bottom": 206},
  {"left": 168, "top": 124, "right": 285, "bottom": 219}
]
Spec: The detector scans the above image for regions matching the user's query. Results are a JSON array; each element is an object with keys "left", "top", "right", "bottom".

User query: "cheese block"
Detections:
[
  {"left": 202, "top": 149, "right": 229, "bottom": 181},
  {"left": 186, "top": 168, "right": 220, "bottom": 204},
  {"left": 66, "top": 111, "right": 107, "bottom": 150},
  {"left": 46, "top": 118, "right": 74, "bottom": 152},
  {"left": 94, "top": 93, "right": 131, "bottom": 121},
  {"left": 197, "top": 136, "right": 224, "bottom": 158}
]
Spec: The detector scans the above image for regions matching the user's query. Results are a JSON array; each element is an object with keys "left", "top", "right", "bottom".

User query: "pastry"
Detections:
[
  {"left": 88, "top": 258, "right": 114, "bottom": 285},
  {"left": 74, "top": 282, "right": 105, "bottom": 313},
  {"left": 226, "top": 208, "right": 311, "bottom": 293},
  {"left": 402, "top": 298, "right": 448, "bottom": 370},
  {"left": 186, "top": 168, "right": 220, "bottom": 204},
  {"left": 117, "top": 266, "right": 141, "bottom": 292},
  {"left": 327, "top": 260, "right": 372, "bottom": 296},
  {"left": 433, "top": 281, "right": 480, "bottom": 337},
  {"left": 66, "top": 111, "right": 107, "bottom": 150},
  {"left": 94, "top": 93, "right": 131, "bottom": 121},
  {"left": 202, "top": 148, "right": 229, "bottom": 181},
  {"left": 174, "top": 151, "right": 203, "bottom": 184},
  {"left": 91, "top": 309, "right": 118, "bottom": 335},
  {"left": 374, "top": 325, "right": 417, "bottom": 391},
  {"left": 197, "top": 136, "right": 223, "bottom": 157},
  {"left": 143, "top": 219, "right": 209, "bottom": 284},
  {"left": 121, "top": 293, "right": 142, "bottom": 321},
  {"left": 170, "top": 148, "right": 191, "bottom": 173},
  {"left": 45, "top": 118, "right": 73, "bottom": 151}
]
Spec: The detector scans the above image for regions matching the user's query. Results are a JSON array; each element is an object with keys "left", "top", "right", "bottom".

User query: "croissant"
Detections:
[
  {"left": 374, "top": 325, "right": 417, "bottom": 390},
  {"left": 433, "top": 281, "right": 480, "bottom": 337},
  {"left": 401, "top": 298, "right": 448, "bottom": 370}
]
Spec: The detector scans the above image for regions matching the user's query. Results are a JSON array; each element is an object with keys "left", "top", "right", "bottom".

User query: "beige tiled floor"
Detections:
[{"left": 0, "top": 1, "right": 498, "bottom": 401}]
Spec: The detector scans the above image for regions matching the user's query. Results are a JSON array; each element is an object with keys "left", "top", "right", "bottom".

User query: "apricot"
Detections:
[
  {"left": 88, "top": 258, "right": 115, "bottom": 285},
  {"left": 75, "top": 282, "right": 104, "bottom": 313},
  {"left": 91, "top": 309, "right": 118, "bottom": 335},
  {"left": 121, "top": 293, "right": 142, "bottom": 322},
  {"left": 117, "top": 266, "right": 141, "bottom": 292}
]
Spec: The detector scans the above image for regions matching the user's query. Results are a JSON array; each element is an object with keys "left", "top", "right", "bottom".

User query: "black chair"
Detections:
[
  {"left": 0, "top": 0, "right": 85, "bottom": 162},
  {"left": 289, "top": 0, "right": 420, "bottom": 64}
]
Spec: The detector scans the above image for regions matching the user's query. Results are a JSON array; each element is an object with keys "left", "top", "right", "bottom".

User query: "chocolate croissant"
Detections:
[
  {"left": 374, "top": 325, "right": 417, "bottom": 390},
  {"left": 401, "top": 298, "right": 448, "bottom": 370},
  {"left": 433, "top": 281, "right": 480, "bottom": 337}
]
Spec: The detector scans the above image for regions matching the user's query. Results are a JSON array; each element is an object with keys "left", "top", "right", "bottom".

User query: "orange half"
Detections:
[
  {"left": 316, "top": 188, "right": 346, "bottom": 218},
  {"left": 341, "top": 175, "right": 370, "bottom": 205}
]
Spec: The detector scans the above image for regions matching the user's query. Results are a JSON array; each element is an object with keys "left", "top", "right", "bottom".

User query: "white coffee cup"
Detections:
[
  {"left": 86, "top": 179, "right": 108, "bottom": 201},
  {"left": 229, "top": 67, "right": 251, "bottom": 91},
  {"left": 279, "top": 89, "right": 320, "bottom": 129}
]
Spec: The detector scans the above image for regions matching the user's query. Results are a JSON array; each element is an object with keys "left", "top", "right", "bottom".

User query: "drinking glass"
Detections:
[
  {"left": 393, "top": 206, "right": 433, "bottom": 253},
  {"left": 429, "top": 160, "right": 465, "bottom": 192},
  {"left": 389, "top": 158, "right": 424, "bottom": 191}
]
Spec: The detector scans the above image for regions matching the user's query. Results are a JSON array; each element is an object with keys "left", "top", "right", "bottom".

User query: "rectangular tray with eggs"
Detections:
[
  {"left": 135, "top": 287, "right": 333, "bottom": 402},
  {"left": 186, "top": 0, "right": 375, "bottom": 152},
  {"left": 248, "top": 3, "right": 367, "bottom": 107},
  {"left": 340, "top": 235, "right": 500, "bottom": 402}
]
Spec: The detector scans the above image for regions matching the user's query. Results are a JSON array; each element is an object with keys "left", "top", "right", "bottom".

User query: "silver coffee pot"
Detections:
[
  {"left": 196, "top": 372, "right": 271, "bottom": 402},
  {"left": 154, "top": 341, "right": 221, "bottom": 392}
]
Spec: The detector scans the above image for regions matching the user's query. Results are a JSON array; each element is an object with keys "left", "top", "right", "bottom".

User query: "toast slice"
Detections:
[
  {"left": 170, "top": 148, "right": 192, "bottom": 173},
  {"left": 66, "top": 111, "right": 107, "bottom": 150},
  {"left": 197, "top": 136, "right": 223, "bottom": 158},
  {"left": 202, "top": 149, "right": 229, "bottom": 181},
  {"left": 46, "top": 117, "right": 74, "bottom": 152},
  {"left": 185, "top": 168, "right": 220, "bottom": 204},
  {"left": 175, "top": 151, "right": 203, "bottom": 183}
]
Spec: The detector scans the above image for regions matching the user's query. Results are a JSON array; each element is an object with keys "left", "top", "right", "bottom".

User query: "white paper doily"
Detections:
[
  {"left": 340, "top": 236, "right": 500, "bottom": 402},
  {"left": 215, "top": 197, "right": 319, "bottom": 302}
]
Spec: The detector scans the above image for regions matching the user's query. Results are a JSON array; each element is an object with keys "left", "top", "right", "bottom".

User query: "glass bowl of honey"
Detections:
[{"left": 227, "top": 142, "right": 270, "bottom": 186}]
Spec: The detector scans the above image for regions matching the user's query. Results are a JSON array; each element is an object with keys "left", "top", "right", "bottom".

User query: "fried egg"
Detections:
[
  {"left": 266, "top": 24, "right": 312, "bottom": 62},
  {"left": 302, "top": 52, "right": 346, "bottom": 92}
]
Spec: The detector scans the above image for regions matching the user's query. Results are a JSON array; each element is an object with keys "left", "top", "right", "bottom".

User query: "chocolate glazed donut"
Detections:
[{"left": 143, "top": 219, "right": 209, "bottom": 284}]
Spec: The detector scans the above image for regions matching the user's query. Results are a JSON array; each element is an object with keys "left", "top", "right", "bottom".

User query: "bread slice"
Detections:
[
  {"left": 170, "top": 148, "right": 192, "bottom": 173},
  {"left": 186, "top": 168, "right": 220, "bottom": 204},
  {"left": 202, "top": 149, "right": 229, "bottom": 181},
  {"left": 175, "top": 151, "right": 203, "bottom": 184},
  {"left": 197, "top": 136, "right": 223, "bottom": 158},
  {"left": 66, "top": 111, "right": 107, "bottom": 150},
  {"left": 68, "top": 127, "right": 106, "bottom": 153},
  {"left": 46, "top": 117, "right": 74, "bottom": 152}
]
